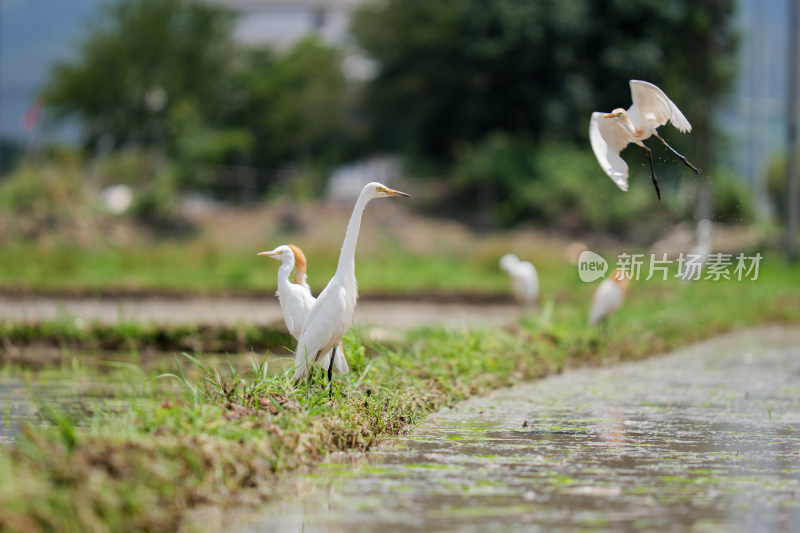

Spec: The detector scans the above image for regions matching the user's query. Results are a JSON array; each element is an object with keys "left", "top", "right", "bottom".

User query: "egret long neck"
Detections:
[
  {"left": 336, "top": 192, "right": 370, "bottom": 279},
  {"left": 277, "top": 261, "right": 295, "bottom": 292}
]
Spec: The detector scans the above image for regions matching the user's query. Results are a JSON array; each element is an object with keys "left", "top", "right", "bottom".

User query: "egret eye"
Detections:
[{"left": 376, "top": 186, "right": 382, "bottom": 191}]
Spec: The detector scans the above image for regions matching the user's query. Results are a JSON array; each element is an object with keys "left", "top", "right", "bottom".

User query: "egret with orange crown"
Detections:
[{"left": 257, "top": 244, "right": 348, "bottom": 375}]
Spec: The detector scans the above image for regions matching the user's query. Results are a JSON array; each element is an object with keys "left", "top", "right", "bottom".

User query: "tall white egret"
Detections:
[
  {"left": 257, "top": 244, "right": 348, "bottom": 374},
  {"left": 294, "top": 182, "right": 411, "bottom": 387},
  {"left": 590, "top": 80, "right": 700, "bottom": 201},
  {"left": 588, "top": 269, "right": 630, "bottom": 327},
  {"left": 499, "top": 253, "right": 539, "bottom": 309}
]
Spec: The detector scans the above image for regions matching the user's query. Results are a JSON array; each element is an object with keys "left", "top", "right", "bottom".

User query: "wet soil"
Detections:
[
  {"left": 0, "top": 295, "right": 517, "bottom": 330},
  {"left": 232, "top": 327, "right": 800, "bottom": 533}
]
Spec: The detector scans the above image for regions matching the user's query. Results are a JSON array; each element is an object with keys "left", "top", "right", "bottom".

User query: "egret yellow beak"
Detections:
[
  {"left": 385, "top": 187, "right": 412, "bottom": 198},
  {"left": 603, "top": 113, "right": 617, "bottom": 118},
  {"left": 257, "top": 251, "right": 279, "bottom": 257}
]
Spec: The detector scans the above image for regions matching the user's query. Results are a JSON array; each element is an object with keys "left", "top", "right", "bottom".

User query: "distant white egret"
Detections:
[
  {"left": 689, "top": 219, "right": 713, "bottom": 262},
  {"left": 680, "top": 219, "right": 713, "bottom": 281},
  {"left": 588, "top": 269, "right": 630, "bottom": 327},
  {"left": 590, "top": 80, "right": 700, "bottom": 201},
  {"left": 294, "top": 182, "right": 411, "bottom": 387},
  {"left": 257, "top": 244, "right": 348, "bottom": 374},
  {"left": 499, "top": 253, "right": 539, "bottom": 309}
]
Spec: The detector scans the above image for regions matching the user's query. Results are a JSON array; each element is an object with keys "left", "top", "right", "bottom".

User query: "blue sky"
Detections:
[{"left": 1, "top": 0, "right": 102, "bottom": 139}]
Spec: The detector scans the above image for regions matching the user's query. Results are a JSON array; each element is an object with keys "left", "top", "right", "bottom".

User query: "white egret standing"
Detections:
[
  {"left": 294, "top": 182, "right": 411, "bottom": 387},
  {"left": 257, "top": 244, "right": 348, "bottom": 374},
  {"left": 288, "top": 243, "right": 312, "bottom": 293},
  {"left": 588, "top": 269, "right": 630, "bottom": 327},
  {"left": 680, "top": 219, "right": 713, "bottom": 281},
  {"left": 590, "top": 80, "right": 700, "bottom": 202},
  {"left": 499, "top": 253, "right": 539, "bottom": 310},
  {"left": 689, "top": 218, "right": 712, "bottom": 263}
]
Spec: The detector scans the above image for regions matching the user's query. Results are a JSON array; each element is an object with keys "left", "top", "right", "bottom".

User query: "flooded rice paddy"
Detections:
[
  {"left": 234, "top": 327, "right": 800, "bottom": 533},
  {"left": 0, "top": 350, "right": 274, "bottom": 443}
]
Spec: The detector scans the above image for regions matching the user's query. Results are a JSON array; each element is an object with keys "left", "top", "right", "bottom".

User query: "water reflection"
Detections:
[
  {"left": 235, "top": 328, "right": 800, "bottom": 533},
  {"left": 1, "top": 349, "right": 287, "bottom": 443}
]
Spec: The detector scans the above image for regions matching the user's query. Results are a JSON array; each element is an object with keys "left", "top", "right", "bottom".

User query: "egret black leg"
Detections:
[
  {"left": 641, "top": 144, "right": 661, "bottom": 203},
  {"left": 654, "top": 133, "right": 701, "bottom": 174},
  {"left": 311, "top": 350, "right": 322, "bottom": 387},
  {"left": 327, "top": 346, "right": 336, "bottom": 399},
  {"left": 293, "top": 366, "right": 314, "bottom": 388}
]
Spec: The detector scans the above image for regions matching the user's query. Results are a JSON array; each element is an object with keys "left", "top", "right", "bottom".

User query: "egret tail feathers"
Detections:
[
  {"left": 318, "top": 346, "right": 350, "bottom": 375},
  {"left": 334, "top": 341, "right": 350, "bottom": 374}
]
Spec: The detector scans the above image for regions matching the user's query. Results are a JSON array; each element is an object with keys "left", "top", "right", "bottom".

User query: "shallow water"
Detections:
[
  {"left": 236, "top": 327, "right": 800, "bottom": 533},
  {"left": 0, "top": 295, "right": 515, "bottom": 330},
  {"left": 0, "top": 370, "right": 128, "bottom": 444},
  {"left": 0, "top": 350, "right": 273, "bottom": 443}
]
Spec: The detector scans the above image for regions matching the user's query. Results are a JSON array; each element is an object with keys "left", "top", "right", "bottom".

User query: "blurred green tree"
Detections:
[
  {"left": 659, "top": 0, "right": 738, "bottom": 219},
  {"left": 227, "top": 37, "right": 359, "bottom": 171},
  {"left": 43, "top": 0, "right": 237, "bottom": 154},
  {"left": 351, "top": 0, "right": 736, "bottom": 165},
  {"left": 42, "top": 2, "right": 358, "bottom": 199},
  {"left": 352, "top": 0, "right": 737, "bottom": 228}
]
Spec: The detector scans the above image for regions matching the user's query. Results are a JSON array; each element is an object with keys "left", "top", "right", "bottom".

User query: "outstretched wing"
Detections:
[
  {"left": 589, "top": 111, "right": 630, "bottom": 191},
  {"left": 629, "top": 80, "right": 691, "bottom": 133}
]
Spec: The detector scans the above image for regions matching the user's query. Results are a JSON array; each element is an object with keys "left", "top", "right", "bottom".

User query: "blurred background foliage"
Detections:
[{"left": 2, "top": 0, "right": 746, "bottom": 241}]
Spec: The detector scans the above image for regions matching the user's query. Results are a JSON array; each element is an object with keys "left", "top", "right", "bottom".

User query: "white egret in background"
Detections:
[
  {"left": 257, "top": 244, "right": 348, "bottom": 375},
  {"left": 499, "top": 253, "right": 539, "bottom": 310},
  {"left": 588, "top": 269, "right": 630, "bottom": 327},
  {"left": 294, "top": 182, "right": 411, "bottom": 388},
  {"left": 689, "top": 219, "right": 713, "bottom": 262},
  {"left": 680, "top": 219, "right": 713, "bottom": 281},
  {"left": 590, "top": 80, "right": 700, "bottom": 202}
]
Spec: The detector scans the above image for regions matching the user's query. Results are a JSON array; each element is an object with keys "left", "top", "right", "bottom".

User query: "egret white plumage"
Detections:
[
  {"left": 680, "top": 219, "right": 713, "bottom": 281},
  {"left": 257, "top": 244, "right": 348, "bottom": 374},
  {"left": 689, "top": 219, "right": 712, "bottom": 262},
  {"left": 499, "top": 253, "right": 539, "bottom": 309},
  {"left": 590, "top": 80, "right": 700, "bottom": 202},
  {"left": 294, "top": 182, "right": 411, "bottom": 387},
  {"left": 588, "top": 269, "right": 630, "bottom": 327}
]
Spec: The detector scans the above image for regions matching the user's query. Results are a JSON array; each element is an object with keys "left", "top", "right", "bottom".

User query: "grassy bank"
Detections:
[
  {"left": 0, "top": 258, "right": 799, "bottom": 531},
  {"left": 0, "top": 240, "right": 524, "bottom": 296}
]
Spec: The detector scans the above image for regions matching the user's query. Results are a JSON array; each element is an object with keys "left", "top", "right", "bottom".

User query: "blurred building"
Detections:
[{"left": 215, "top": 0, "right": 364, "bottom": 46}]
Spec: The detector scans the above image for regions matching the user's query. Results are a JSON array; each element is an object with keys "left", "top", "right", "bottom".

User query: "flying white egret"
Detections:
[
  {"left": 257, "top": 244, "right": 349, "bottom": 374},
  {"left": 588, "top": 269, "right": 630, "bottom": 327},
  {"left": 499, "top": 253, "right": 539, "bottom": 309},
  {"left": 294, "top": 182, "right": 411, "bottom": 387},
  {"left": 590, "top": 80, "right": 700, "bottom": 202}
]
